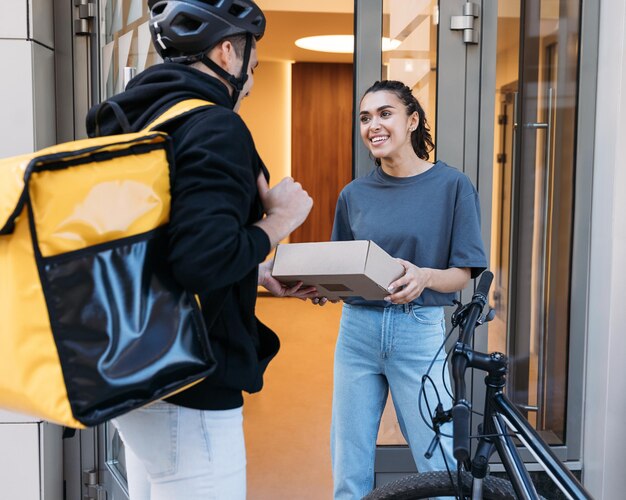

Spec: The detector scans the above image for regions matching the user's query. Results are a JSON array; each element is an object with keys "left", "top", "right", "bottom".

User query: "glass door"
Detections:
[
  {"left": 489, "top": 0, "right": 581, "bottom": 451},
  {"left": 368, "top": 0, "right": 491, "bottom": 481},
  {"left": 99, "top": 0, "right": 160, "bottom": 100},
  {"left": 373, "top": 0, "right": 584, "bottom": 483},
  {"left": 95, "top": 2, "right": 153, "bottom": 497},
  {"left": 376, "top": 0, "right": 441, "bottom": 446},
  {"left": 56, "top": 1, "right": 140, "bottom": 497},
  {"left": 98, "top": 422, "right": 130, "bottom": 499}
]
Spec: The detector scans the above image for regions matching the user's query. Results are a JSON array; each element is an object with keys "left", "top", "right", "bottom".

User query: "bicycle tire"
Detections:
[{"left": 363, "top": 471, "right": 518, "bottom": 499}]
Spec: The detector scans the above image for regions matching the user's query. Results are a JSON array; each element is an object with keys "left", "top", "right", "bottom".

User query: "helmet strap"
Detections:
[{"left": 201, "top": 33, "right": 253, "bottom": 107}]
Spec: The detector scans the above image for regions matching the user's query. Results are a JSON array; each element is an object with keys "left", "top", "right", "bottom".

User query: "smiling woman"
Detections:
[
  {"left": 359, "top": 95, "right": 417, "bottom": 170},
  {"left": 328, "top": 80, "right": 487, "bottom": 499},
  {"left": 359, "top": 83, "right": 432, "bottom": 176}
]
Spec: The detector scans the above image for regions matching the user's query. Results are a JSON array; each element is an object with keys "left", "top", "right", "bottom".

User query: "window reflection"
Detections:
[
  {"left": 378, "top": 0, "right": 439, "bottom": 446},
  {"left": 100, "top": 0, "right": 161, "bottom": 98},
  {"left": 490, "top": 0, "right": 581, "bottom": 445},
  {"left": 105, "top": 421, "right": 127, "bottom": 484}
]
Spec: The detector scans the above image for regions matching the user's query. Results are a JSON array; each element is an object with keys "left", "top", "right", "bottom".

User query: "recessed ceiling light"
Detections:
[{"left": 295, "top": 35, "right": 401, "bottom": 54}]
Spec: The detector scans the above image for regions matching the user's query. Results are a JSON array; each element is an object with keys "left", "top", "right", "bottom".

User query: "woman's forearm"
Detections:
[{"left": 425, "top": 267, "right": 471, "bottom": 293}]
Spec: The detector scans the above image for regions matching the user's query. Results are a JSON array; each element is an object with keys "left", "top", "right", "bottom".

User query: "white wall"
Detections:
[
  {"left": 0, "top": 1, "right": 61, "bottom": 499},
  {"left": 583, "top": 0, "right": 626, "bottom": 497},
  {"left": 0, "top": 0, "right": 56, "bottom": 157}
]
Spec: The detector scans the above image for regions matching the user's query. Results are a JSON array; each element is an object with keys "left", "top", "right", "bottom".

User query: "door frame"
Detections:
[
  {"left": 353, "top": 0, "right": 496, "bottom": 480},
  {"left": 54, "top": 0, "right": 127, "bottom": 497},
  {"left": 368, "top": 0, "right": 599, "bottom": 482},
  {"left": 53, "top": 0, "right": 100, "bottom": 143},
  {"left": 53, "top": 0, "right": 601, "bottom": 492}
]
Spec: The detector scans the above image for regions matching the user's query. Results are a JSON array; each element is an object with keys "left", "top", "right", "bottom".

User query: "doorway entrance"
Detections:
[{"left": 55, "top": 0, "right": 586, "bottom": 497}]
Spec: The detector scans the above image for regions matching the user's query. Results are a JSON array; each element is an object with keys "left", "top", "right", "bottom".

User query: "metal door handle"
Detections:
[{"left": 536, "top": 87, "right": 554, "bottom": 429}]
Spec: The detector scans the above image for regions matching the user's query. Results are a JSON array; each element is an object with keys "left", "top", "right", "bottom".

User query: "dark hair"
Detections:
[
  {"left": 217, "top": 33, "right": 250, "bottom": 58},
  {"left": 361, "top": 80, "right": 435, "bottom": 164}
]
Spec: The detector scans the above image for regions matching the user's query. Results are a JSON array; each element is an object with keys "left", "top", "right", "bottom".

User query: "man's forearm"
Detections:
[{"left": 253, "top": 213, "right": 294, "bottom": 249}]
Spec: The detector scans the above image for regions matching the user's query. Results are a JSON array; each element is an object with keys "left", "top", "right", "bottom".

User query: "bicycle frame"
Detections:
[
  {"left": 457, "top": 346, "right": 592, "bottom": 500},
  {"left": 364, "top": 273, "right": 592, "bottom": 500}
]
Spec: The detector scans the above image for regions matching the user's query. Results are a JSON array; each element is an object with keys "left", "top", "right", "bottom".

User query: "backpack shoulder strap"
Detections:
[
  {"left": 143, "top": 99, "right": 215, "bottom": 132},
  {"left": 94, "top": 100, "right": 133, "bottom": 136}
]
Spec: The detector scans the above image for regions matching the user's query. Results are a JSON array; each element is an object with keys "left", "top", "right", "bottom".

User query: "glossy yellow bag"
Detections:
[{"left": 0, "top": 99, "right": 215, "bottom": 428}]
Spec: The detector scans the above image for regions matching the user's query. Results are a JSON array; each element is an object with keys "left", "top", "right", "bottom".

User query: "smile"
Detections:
[{"left": 369, "top": 135, "right": 389, "bottom": 145}]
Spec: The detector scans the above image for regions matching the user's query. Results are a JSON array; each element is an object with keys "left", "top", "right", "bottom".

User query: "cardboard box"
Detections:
[{"left": 271, "top": 240, "right": 405, "bottom": 300}]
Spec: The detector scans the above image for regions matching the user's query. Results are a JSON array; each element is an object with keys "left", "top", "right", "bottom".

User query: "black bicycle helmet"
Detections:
[{"left": 149, "top": 0, "right": 265, "bottom": 105}]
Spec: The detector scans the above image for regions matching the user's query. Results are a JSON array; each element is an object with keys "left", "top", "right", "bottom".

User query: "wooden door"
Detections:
[{"left": 291, "top": 62, "right": 354, "bottom": 243}]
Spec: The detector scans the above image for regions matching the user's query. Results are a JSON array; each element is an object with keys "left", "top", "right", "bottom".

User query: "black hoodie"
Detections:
[{"left": 86, "top": 63, "right": 279, "bottom": 410}]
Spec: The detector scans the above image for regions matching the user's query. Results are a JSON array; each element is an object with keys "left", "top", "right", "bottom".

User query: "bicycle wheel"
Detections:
[{"left": 363, "top": 471, "right": 517, "bottom": 499}]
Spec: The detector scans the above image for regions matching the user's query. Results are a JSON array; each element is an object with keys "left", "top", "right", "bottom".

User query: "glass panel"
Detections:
[
  {"left": 97, "top": 4, "right": 157, "bottom": 494},
  {"left": 377, "top": 0, "right": 439, "bottom": 446},
  {"left": 382, "top": 0, "right": 438, "bottom": 153},
  {"left": 489, "top": 0, "right": 581, "bottom": 445},
  {"left": 100, "top": 0, "right": 159, "bottom": 99},
  {"left": 489, "top": 0, "right": 520, "bottom": 358},
  {"left": 104, "top": 421, "right": 128, "bottom": 487}
]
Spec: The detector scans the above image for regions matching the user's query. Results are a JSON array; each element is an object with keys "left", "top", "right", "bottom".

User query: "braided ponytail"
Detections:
[{"left": 361, "top": 80, "right": 434, "bottom": 164}]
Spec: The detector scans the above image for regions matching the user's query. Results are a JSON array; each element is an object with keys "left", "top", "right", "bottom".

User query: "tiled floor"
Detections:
[{"left": 244, "top": 297, "right": 341, "bottom": 499}]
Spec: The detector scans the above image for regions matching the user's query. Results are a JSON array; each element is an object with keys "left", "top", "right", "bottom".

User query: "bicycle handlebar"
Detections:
[{"left": 452, "top": 271, "right": 494, "bottom": 462}]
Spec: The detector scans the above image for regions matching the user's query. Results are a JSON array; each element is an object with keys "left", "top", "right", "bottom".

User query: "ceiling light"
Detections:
[{"left": 295, "top": 35, "right": 401, "bottom": 54}]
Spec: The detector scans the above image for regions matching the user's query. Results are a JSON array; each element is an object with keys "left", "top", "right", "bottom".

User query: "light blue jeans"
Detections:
[
  {"left": 331, "top": 303, "right": 455, "bottom": 500},
  {"left": 112, "top": 402, "right": 245, "bottom": 500}
]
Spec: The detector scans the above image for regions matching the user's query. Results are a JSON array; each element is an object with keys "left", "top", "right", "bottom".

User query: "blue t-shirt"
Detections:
[{"left": 331, "top": 161, "right": 487, "bottom": 307}]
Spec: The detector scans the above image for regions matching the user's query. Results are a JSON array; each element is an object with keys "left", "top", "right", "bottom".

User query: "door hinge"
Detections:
[
  {"left": 450, "top": 1, "right": 480, "bottom": 44},
  {"left": 74, "top": 0, "right": 95, "bottom": 36},
  {"left": 497, "top": 153, "right": 507, "bottom": 164},
  {"left": 82, "top": 469, "right": 107, "bottom": 500}
]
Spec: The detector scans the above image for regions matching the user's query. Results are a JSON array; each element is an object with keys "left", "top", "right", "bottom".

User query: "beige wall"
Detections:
[{"left": 239, "top": 60, "right": 292, "bottom": 185}]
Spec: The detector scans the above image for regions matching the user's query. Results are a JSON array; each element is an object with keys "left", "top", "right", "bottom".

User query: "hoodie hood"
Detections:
[{"left": 86, "top": 63, "right": 233, "bottom": 137}]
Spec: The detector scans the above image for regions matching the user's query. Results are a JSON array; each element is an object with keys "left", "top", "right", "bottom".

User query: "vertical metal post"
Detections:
[
  {"left": 54, "top": 0, "right": 76, "bottom": 142},
  {"left": 353, "top": 0, "right": 383, "bottom": 179},
  {"left": 566, "top": 0, "right": 600, "bottom": 462},
  {"left": 123, "top": 66, "right": 137, "bottom": 89}
]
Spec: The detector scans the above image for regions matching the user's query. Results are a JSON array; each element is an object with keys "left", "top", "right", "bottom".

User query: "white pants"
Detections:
[{"left": 112, "top": 402, "right": 246, "bottom": 500}]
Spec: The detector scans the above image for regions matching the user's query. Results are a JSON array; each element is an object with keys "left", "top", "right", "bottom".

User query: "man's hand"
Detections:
[
  {"left": 309, "top": 296, "right": 340, "bottom": 306},
  {"left": 258, "top": 259, "right": 317, "bottom": 299},
  {"left": 254, "top": 174, "right": 313, "bottom": 248}
]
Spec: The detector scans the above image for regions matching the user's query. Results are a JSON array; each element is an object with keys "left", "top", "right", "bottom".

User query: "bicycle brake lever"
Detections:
[
  {"left": 477, "top": 308, "right": 496, "bottom": 325},
  {"left": 451, "top": 300, "right": 467, "bottom": 327},
  {"left": 426, "top": 404, "right": 452, "bottom": 460},
  {"left": 425, "top": 433, "right": 440, "bottom": 459},
  {"left": 432, "top": 403, "right": 452, "bottom": 426}
]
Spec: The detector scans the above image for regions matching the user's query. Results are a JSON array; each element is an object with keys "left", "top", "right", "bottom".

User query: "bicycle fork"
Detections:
[{"left": 463, "top": 351, "right": 540, "bottom": 499}]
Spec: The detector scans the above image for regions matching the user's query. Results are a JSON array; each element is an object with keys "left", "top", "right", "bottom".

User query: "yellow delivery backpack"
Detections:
[{"left": 0, "top": 99, "right": 216, "bottom": 428}]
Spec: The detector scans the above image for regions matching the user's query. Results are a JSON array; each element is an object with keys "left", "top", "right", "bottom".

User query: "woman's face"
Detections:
[{"left": 359, "top": 90, "right": 418, "bottom": 162}]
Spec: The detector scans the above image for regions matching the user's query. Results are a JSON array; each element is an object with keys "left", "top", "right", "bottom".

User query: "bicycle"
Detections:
[{"left": 364, "top": 271, "right": 592, "bottom": 499}]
